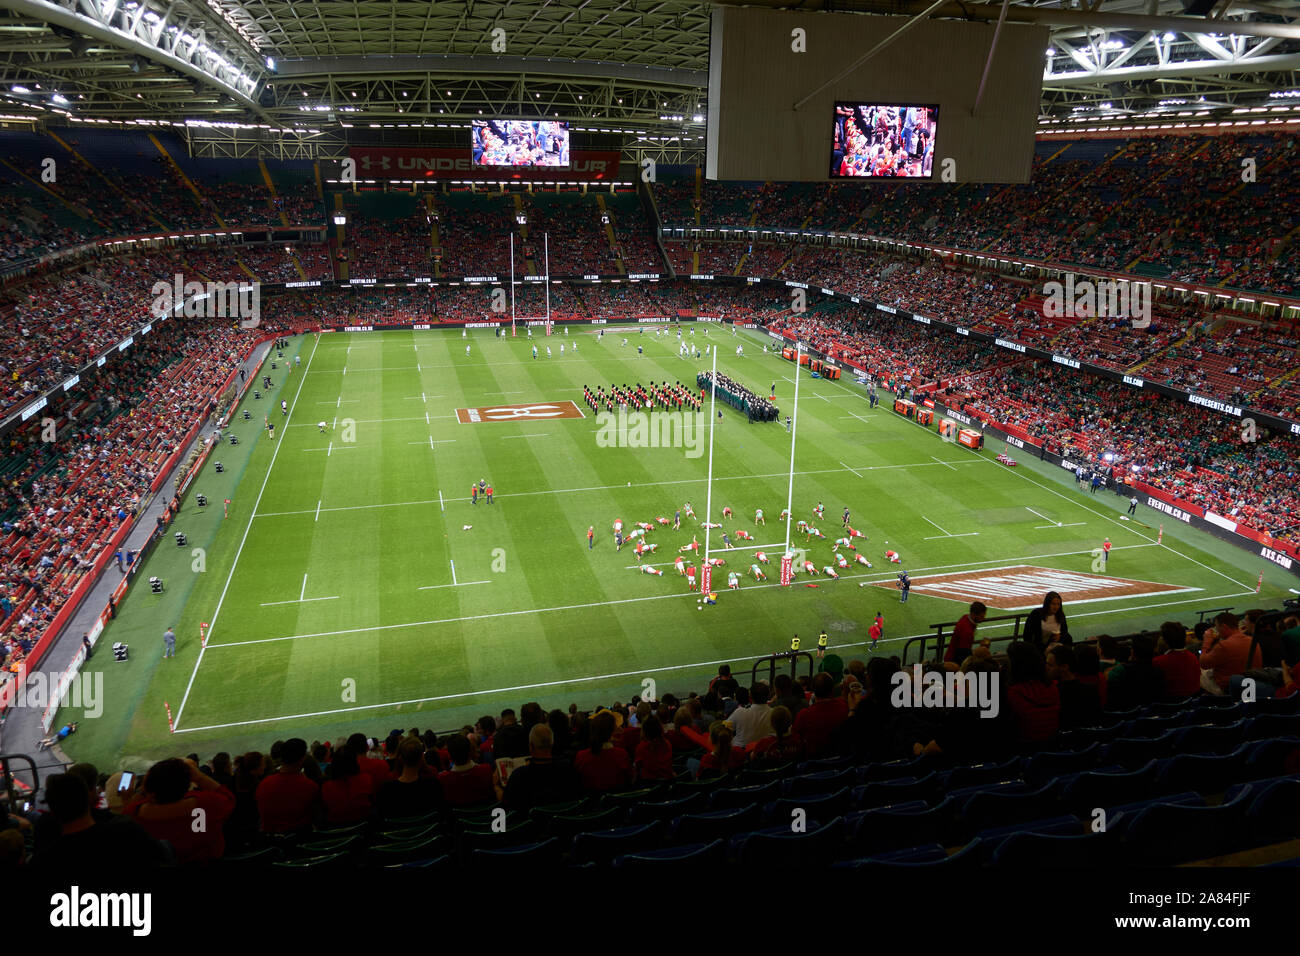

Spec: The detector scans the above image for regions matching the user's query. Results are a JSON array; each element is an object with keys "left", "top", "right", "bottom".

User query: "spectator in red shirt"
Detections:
[
  {"left": 1006, "top": 642, "right": 1060, "bottom": 745},
  {"left": 1153, "top": 621, "right": 1202, "bottom": 700},
  {"left": 254, "top": 738, "right": 319, "bottom": 834},
  {"left": 347, "top": 733, "right": 393, "bottom": 788},
  {"left": 1200, "top": 612, "right": 1263, "bottom": 693},
  {"left": 125, "top": 758, "right": 236, "bottom": 863},
  {"left": 437, "top": 733, "right": 496, "bottom": 806},
  {"left": 696, "top": 720, "right": 745, "bottom": 777},
  {"left": 633, "top": 714, "right": 675, "bottom": 781},
  {"left": 749, "top": 706, "right": 805, "bottom": 763},
  {"left": 945, "top": 601, "right": 988, "bottom": 667},
  {"left": 1075, "top": 642, "right": 1108, "bottom": 710},
  {"left": 574, "top": 710, "right": 634, "bottom": 792},
  {"left": 320, "top": 748, "right": 375, "bottom": 825},
  {"left": 792, "top": 672, "right": 849, "bottom": 758}
]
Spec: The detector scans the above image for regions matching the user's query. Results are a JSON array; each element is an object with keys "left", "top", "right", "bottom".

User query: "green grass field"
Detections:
[{"left": 61, "top": 324, "right": 1295, "bottom": 768}]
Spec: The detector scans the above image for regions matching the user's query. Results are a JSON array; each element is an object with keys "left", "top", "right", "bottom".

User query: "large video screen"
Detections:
[
  {"left": 472, "top": 120, "right": 570, "bottom": 167},
  {"left": 830, "top": 103, "right": 938, "bottom": 178}
]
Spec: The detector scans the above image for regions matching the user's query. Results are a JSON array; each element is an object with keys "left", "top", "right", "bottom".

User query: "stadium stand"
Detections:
[{"left": 21, "top": 613, "right": 1298, "bottom": 868}]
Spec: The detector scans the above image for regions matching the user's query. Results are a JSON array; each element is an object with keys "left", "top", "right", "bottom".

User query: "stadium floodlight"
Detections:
[
  {"left": 11, "top": 85, "right": 30, "bottom": 94},
  {"left": 266, "top": 57, "right": 276, "bottom": 71}
]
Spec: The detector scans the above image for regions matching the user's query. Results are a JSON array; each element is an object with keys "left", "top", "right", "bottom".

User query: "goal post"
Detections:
[{"left": 509, "top": 230, "right": 551, "bottom": 335}]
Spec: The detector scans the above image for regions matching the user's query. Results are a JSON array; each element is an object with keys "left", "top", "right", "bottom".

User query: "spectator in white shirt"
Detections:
[{"left": 727, "top": 683, "right": 775, "bottom": 748}]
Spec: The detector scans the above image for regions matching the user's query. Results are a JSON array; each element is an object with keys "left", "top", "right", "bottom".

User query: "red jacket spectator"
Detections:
[
  {"left": 1007, "top": 681, "right": 1061, "bottom": 743},
  {"left": 320, "top": 753, "right": 375, "bottom": 825},
  {"left": 945, "top": 603, "right": 987, "bottom": 664},
  {"left": 575, "top": 711, "right": 635, "bottom": 791},
  {"left": 255, "top": 742, "right": 320, "bottom": 833},
  {"left": 437, "top": 764, "right": 495, "bottom": 806},
  {"left": 575, "top": 745, "right": 634, "bottom": 791},
  {"left": 438, "top": 734, "right": 496, "bottom": 806},
  {"left": 633, "top": 716, "right": 675, "bottom": 780},
  {"left": 1200, "top": 616, "right": 1263, "bottom": 692},
  {"left": 792, "top": 673, "right": 849, "bottom": 757},
  {"left": 125, "top": 760, "right": 236, "bottom": 864},
  {"left": 1153, "top": 649, "right": 1201, "bottom": 700}
]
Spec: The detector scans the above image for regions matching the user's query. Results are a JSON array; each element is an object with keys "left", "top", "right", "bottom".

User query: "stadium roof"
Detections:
[{"left": 0, "top": 0, "right": 1297, "bottom": 158}]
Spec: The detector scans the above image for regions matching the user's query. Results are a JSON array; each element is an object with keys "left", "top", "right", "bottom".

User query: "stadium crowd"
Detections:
[
  {"left": 941, "top": 361, "right": 1300, "bottom": 542},
  {"left": 0, "top": 319, "right": 251, "bottom": 689},
  {"left": 10, "top": 600, "right": 1297, "bottom": 867}
]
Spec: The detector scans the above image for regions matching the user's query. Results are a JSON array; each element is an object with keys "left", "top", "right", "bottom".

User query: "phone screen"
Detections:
[{"left": 118, "top": 771, "right": 133, "bottom": 792}]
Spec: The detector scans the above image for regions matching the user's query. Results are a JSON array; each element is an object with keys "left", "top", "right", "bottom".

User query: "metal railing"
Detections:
[
  {"left": 902, "top": 613, "right": 1031, "bottom": 665},
  {"left": 750, "top": 650, "right": 816, "bottom": 688}
]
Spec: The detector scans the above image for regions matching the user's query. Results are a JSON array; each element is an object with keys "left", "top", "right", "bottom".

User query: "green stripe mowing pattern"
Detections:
[{"left": 59, "top": 325, "right": 1290, "bottom": 767}]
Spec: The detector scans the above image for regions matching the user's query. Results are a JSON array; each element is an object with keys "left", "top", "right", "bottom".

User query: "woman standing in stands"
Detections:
[{"left": 1024, "top": 591, "right": 1071, "bottom": 652}]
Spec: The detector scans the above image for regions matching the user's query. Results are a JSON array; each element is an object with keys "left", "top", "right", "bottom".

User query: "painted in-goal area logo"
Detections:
[
  {"left": 869, "top": 565, "right": 1197, "bottom": 610},
  {"left": 457, "top": 400, "right": 585, "bottom": 424}
]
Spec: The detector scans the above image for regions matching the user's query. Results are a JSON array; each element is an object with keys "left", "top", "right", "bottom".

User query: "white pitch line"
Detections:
[
  {"left": 1026, "top": 506, "right": 1055, "bottom": 523},
  {"left": 977, "top": 455, "right": 1254, "bottom": 591},
  {"left": 840, "top": 413, "right": 874, "bottom": 424},
  {"left": 251, "top": 461, "right": 973, "bottom": 519},
  {"left": 484, "top": 390, "right": 526, "bottom": 395},
  {"left": 172, "top": 331, "right": 320, "bottom": 728},
  {"left": 425, "top": 410, "right": 430, "bottom": 425},
  {"left": 921, "top": 515, "right": 951, "bottom": 535},
  {"left": 428, "top": 435, "right": 434, "bottom": 451},
  {"left": 417, "top": 580, "right": 491, "bottom": 591},
  {"left": 192, "top": 543, "right": 1163, "bottom": 657},
  {"left": 315, "top": 500, "right": 321, "bottom": 522},
  {"left": 290, "top": 415, "right": 453, "bottom": 427},
  {"left": 170, "top": 586, "right": 1265, "bottom": 735},
  {"left": 449, "top": 560, "right": 457, "bottom": 586},
  {"left": 332, "top": 415, "right": 337, "bottom": 430},
  {"left": 502, "top": 433, "right": 549, "bottom": 439},
  {"left": 327, "top": 441, "right": 332, "bottom": 457},
  {"left": 1035, "top": 522, "right": 1086, "bottom": 529},
  {"left": 299, "top": 573, "right": 308, "bottom": 602},
  {"left": 336, "top": 396, "right": 340, "bottom": 408},
  {"left": 259, "top": 595, "right": 340, "bottom": 607},
  {"left": 439, "top": 490, "right": 444, "bottom": 512},
  {"left": 840, "top": 460, "right": 863, "bottom": 478},
  {"left": 931, "top": 456, "right": 957, "bottom": 472},
  {"left": 923, "top": 532, "right": 981, "bottom": 540}
]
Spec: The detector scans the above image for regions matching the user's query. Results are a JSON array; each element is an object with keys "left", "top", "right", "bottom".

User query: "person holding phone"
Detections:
[{"left": 124, "top": 758, "right": 236, "bottom": 863}]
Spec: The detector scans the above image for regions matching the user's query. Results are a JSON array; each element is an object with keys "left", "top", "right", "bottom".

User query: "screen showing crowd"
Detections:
[
  {"left": 831, "top": 104, "right": 938, "bottom": 179},
  {"left": 471, "top": 120, "right": 571, "bottom": 167}
]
